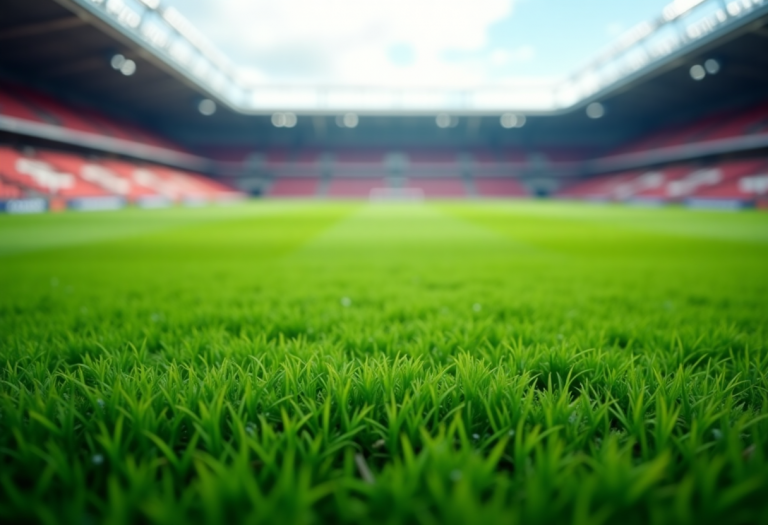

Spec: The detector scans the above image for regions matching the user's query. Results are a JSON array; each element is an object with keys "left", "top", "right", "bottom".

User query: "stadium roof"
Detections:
[
  {"left": 0, "top": 0, "right": 767, "bottom": 158},
  {"left": 7, "top": 0, "right": 768, "bottom": 114},
  {"left": 4, "top": 0, "right": 767, "bottom": 116}
]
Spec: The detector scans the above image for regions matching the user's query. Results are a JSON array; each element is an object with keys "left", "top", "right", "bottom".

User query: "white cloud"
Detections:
[
  {"left": 167, "top": 0, "right": 519, "bottom": 86},
  {"left": 490, "top": 45, "right": 535, "bottom": 66}
]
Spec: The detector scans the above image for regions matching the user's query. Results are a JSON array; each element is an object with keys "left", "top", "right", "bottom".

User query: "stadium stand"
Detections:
[
  {"left": 628, "top": 166, "right": 699, "bottom": 203},
  {"left": 611, "top": 100, "right": 768, "bottom": 157},
  {"left": 0, "top": 179, "right": 23, "bottom": 200},
  {"left": 327, "top": 178, "right": 387, "bottom": 198},
  {"left": 0, "top": 89, "right": 46, "bottom": 123},
  {"left": 266, "top": 177, "right": 321, "bottom": 198},
  {"left": 1, "top": 0, "right": 767, "bottom": 211},
  {"left": 404, "top": 151, "right": 462, "bottom": 178},
  {"left": 0, "top": 144, "right": 241, "bottom": 210},
  {"left": 688, "top": 159, "right": 768, "bottom": 208},
  {"left": 405, "top": 177, "right": 467, "bottom": 198},
  {"left": 557, "top": 157, "right": 768, "bottom": 207},
  {"left": 474, "top": 177, "right": 529, "bottom": 198},
  {"left": 0, "top": 82, "right": 183, "bottom": 151},
  {"left": 556, "top": 171, "right": 641, "bottom": 201},
  {"left": 0, "top": 146, "right": 108, "bottom": 198},
  {"left": 98, "top": 160, "right": 240, "bottom": 203}
]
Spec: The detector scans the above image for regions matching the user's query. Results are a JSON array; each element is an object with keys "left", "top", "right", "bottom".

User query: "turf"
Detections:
[{"left": 1, "top": 201, "right": 767, "bottom": 525}]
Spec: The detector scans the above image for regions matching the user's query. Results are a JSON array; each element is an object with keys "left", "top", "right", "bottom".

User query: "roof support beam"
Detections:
[{"left": 0, "top": 17, "right": 85, "bottom": 40}]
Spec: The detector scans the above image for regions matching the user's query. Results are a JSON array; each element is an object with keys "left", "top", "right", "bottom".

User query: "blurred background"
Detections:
[{"left": 0, "top": 0, "right": 766, "bottom": 210}]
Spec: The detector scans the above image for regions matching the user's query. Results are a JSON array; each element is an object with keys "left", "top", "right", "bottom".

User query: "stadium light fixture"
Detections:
[
  {"left": 435, "top": 114, "right": 459, "bottom": 129},
  {"left": 586, "top": 102, "right": 605, "bottom": 119},
  {"left": 336, "top": 113, "right": 359, "bottom": 128},
  {"left": 110, "top": 54, "right": 126, "bottom": 70},
  {"left": 500, "top": 113, "right": 526, "bottom": 129},
  {"left": 271, "top": 112, "right": 297, "bottom": 128},
  {"left": 112, "top": 55, "right": 136, "bottom": 76},
  {"left": 704, "top": 59, "right": 720, "bottom": 74},
  {"left": 120, "top": 59, "right": 136, "bottom": 76},
  {"left": 198, "top": 99, "right": 216, "bottom": 116},
  {"left": 271, "top": 113, "right": 286, "bottom": 127},
  {"left": 689, "top": 64, "right": 706, "bottom": 81}
]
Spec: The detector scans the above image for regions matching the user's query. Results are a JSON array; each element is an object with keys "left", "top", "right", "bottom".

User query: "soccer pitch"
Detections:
[{"left": 1, "top": 201, "right": 767, "bottom": 524}]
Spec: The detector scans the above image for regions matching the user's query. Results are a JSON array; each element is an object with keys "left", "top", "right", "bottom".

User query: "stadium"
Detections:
[{"left": 1, "top": 0, "right": 767, "bottom": 523}]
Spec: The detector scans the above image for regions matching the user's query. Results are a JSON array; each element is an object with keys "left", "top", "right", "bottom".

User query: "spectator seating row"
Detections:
[
  {"left": 0, "top": 146, "right": 242, "bottom": 209},
  {"left": 0, "top": 81, "right": 181, "bottom": 151},
  {"left": 556, "top": 158, "right": 768, "bottom": 207},
  {"left": 221, "top": 148, "right": 575, "bottom": 174},
  {"left": 263, "top": 174, "right": 529, "bottom": 199},
  {"left": 248, "top": 150, "right": 531, "bottom": 198},
  {"left": 613, "top": 101, "right": 768, "bottom": 155}
]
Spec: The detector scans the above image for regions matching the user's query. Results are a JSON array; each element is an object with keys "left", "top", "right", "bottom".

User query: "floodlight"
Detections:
[
  {"left": 436, "top": 114, "right": 452, "bottom": 129},
  {"left": 343, "top": 113, "right": 358, "bottom": 128},
  {"left": 704, "top": 59, "right": 720, "bottom": 74},
  {"left": 120, "top": 59, "right": 136, "bottom": 76},
  {"left": 271, "top": 113, "right": 286, "bottom": 127},
  {"left": 586, "top": 102, "right": 605, "bottom": 119},
  {"left": 110, "top": 54, "right": 126, "bottom": 70},
  {"left": 689, "top": 64, "right": 706, "bottom": 81},
  {"left": 337, "top": 113, "right": 359, "bottom": 128},
  {"left": 500, "top": 113, "right": 526, "bottom": 128},
  {"left": 500, "top": 113, "right": 517, "bottom": 128},
  {"left": 198, "top": 99, "right": 216, "bottom": 116}
]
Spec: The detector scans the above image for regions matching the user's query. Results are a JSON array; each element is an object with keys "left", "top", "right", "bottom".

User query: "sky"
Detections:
[{"left": 165, "top": 0, "right": 672, "bottom": 87}]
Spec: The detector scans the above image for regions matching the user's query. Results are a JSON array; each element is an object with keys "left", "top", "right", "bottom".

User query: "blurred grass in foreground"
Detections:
[{"left": 1, "top": 201, "right": 767, "bottom": 525}]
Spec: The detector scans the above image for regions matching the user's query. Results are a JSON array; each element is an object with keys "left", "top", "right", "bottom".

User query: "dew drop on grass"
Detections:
[
  {"left": 92, "top": 454, "right": 104, "bottom": 465},
  {"left": 96, "top": 399, "right": 105, "bottom": 409},
  {"left": 340, "top": 297, "right": 352, "bottom": 307},
  {"left": 712, "top": 429, "right": 723, "bottom": 440},
  {"left": 472, "top": 433, "right": 480, "bottom": 440},
  {"left": 472, "top": 303, "right": 482, "bottom": 312},
  {"left": 50, "top": 278, "right": 59, "bottom": 287},
  {"left": 450, "top": 470, "right": 462, "bottom": 482}
]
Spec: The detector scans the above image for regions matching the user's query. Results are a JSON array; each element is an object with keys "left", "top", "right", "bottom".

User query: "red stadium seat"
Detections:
[
  {"left": 628, "top": 166, "right": 695, "bottom": 201},
  {"left": 406, "top": 177, "right": 466, "bottom": 198},
  {"left": 474, "top": 177, "right": 528, "bottom": 197},
  {"left": 0, "top": 147, "right": 109, "bottom": 197},
  {"left": 557, "top": 171, "right": 642, "bottom": 201},
  {"left": 701, "top": 103, "right": 768, "bottom": 141},
  {"left": 0, "top": 90, "right": 45, "bottom": 123},
  {"left": 13, "top": 90, "right": 102, "bottom": 135},
  {"left": 688, "top": 160, "right": 768, "bottom": 204},
  {"left": 267, "top": 178, "right": 320, "bottom": 197},
  {"left": 327, "top": 178, "right": 387, "bottom": 198},
  {"left": 39, "top": 151, "right": 162, "bottom": 201},
  {"left": 0, "top": 178, "right": 24, "bottom": 199}
]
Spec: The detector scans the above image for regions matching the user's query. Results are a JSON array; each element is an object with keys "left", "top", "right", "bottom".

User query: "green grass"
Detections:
[{"left": 1, "top": 201, "right": 767, "bottom": 525}]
